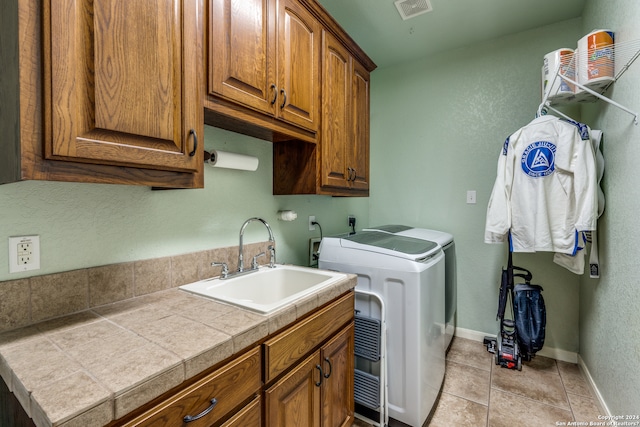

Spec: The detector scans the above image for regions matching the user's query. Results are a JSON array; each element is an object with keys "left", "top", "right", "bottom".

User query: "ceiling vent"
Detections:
[{"left": 394, "top": 0, "right": 433, "bottom": 20}]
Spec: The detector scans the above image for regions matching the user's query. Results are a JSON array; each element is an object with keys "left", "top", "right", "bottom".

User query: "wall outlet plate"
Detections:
[
  {"left": 309, "top": 237, "right": 322, "bottom": 267},
  {"left": 466, "top": 190, "right": 477, "bottom": 204},
  {"left": 9, "top": 235, "right": 41, "bottom": 273}
]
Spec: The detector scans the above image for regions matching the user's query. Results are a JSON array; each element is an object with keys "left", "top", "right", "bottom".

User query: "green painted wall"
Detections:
[
  {"left": 579, "top": 0, "right": 640, "bottom": 414},
  {"left": 0, "top": 125, "right": 370, "bottom": 282},
  {"left": 368, "top": 19, "right": 585, "bottom": 353}
]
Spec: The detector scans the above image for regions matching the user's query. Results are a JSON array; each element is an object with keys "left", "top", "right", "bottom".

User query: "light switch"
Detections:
[{"left": 466, "top": 190, "right": 477, "bottom": 204}]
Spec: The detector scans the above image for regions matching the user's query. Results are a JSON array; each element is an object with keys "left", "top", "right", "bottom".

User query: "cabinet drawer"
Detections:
[
  {"left": 127, "top": 347, "right": 261, "bottom": 427},
  {"left": 264, "top": 291, "right": 354, "bottom": 382},
  {"left": 220, "top": 396, "right": 261, "bottom": 427}
]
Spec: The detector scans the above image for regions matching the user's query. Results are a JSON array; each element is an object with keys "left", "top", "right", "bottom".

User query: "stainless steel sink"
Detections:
[{"left": 179, "top": 265, "right": 347, "bottom": 314}]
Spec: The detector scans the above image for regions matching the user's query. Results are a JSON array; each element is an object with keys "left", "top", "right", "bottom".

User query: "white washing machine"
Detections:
[
  {"left": 365, "top": 225, "right": 457, "bottom": 350},
  {"left": 319, "top": 231, "right": 445, "bottom": 427}
]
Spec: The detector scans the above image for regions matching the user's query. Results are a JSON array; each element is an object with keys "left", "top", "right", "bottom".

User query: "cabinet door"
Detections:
[
  {"left": 321, "top": 323, "right": 354, "bottom": 427},
  {"left": 46, "top": 0, "right": 202, "bottom": 172},
  {"left": 265, "top": 352, "right": 321, "bottom": 427},
  {"left": 320, "top": 31, "right": 351, "bottom": 189},
  {"left": 277, "top": 0, "right": 321, "bottom": 131},
  {"left": 209, "top": 0, "right": 277, "bottom": 114},
  {"left": 348, "top": 60, "right": 370, "bottom": 191}
]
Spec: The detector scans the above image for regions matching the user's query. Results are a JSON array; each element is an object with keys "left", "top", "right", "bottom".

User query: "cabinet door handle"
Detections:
[
  {"left": 280, "top": 89, "right": 287, "bottom": 109},
  {"left": 347, "top": 167, "right": 353, "bottom": 181},
  {"left": 351, "top": 168, "right": 357, "bottom": 181},
  {"left": 270, "top": 84, "right": 277, "bottom": 105},
  {"left": 323, "top": 357, "right": 332, "bottom": 378},
  {"left": 183, "top": 398, "right": 217, "bottom": 423},
  {"left": 188, "top": 129, "right": 198, "bottom": 157},
  {"left": 315, "top": 364, "right": 323, "bottom": 387}
]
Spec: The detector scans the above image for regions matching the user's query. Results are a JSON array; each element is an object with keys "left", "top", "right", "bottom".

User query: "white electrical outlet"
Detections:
[
  {"left": 309, "top": 237, "right": 322, "bottom": 267},
  {"left": 309, "top": 215, "right": 316, "bottom": 231},
  {"left": 9, "top": 235, "right": 41, "bottom": 273}
]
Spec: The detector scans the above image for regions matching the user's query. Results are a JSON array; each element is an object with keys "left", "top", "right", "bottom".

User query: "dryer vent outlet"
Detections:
[{"left": 394, "top": 0, "right": 433, "bottom": 20}]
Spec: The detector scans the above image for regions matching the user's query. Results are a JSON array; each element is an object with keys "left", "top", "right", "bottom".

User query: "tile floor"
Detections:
[{"left": 353, "top": 336, "right": 603, "bottom": 427}]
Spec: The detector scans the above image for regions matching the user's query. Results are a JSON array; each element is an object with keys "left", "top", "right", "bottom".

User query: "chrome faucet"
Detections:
[{"left": 238, "top": 217, "right": 276, "bottom": 273}]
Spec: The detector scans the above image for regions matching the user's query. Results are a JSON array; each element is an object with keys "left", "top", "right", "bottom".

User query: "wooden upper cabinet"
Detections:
[
  {"left": 206, "top": 0, "right": 376, "bottom": 196},
  {"left": 46, "top": 0, "right": 202, "bottom": 172},
  {"left": 208, "top": 0, "right": 320, "bottom": 134},
  {"left": 349, "top": 60, "right": 371, "bottom": 191},
  {"left": 321, "top": 33, "right": 351, "bottom": 189},
  {"left": 2, "top": 0, "right": 204, "bottom": 187},
  {"left": 209, "top": 0, "right": 276, "bottom": 114},
  {"left": 277, "top": 0, "right": 321, "bottom": 132},
  {"left": 32, "top": 0, "right": 203, "bottom": 187},
  {"left": 320, "top": 31, "right": 370, "bottom": 193}
]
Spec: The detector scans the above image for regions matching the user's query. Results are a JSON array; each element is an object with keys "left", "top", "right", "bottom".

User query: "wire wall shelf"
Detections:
[{"left": 539, "top": 38, "right": 640, "bottom": 125}]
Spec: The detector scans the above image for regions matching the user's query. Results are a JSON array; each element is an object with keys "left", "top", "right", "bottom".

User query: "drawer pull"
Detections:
[
  {"left": 323, "top": 357, "right": 332, "bottom": 379},
  {"left": 315, "top": 364, "right": 323, "bottom": 387},
  {"left": 183, "top": 398, "right": 218, "bottom": 423}
]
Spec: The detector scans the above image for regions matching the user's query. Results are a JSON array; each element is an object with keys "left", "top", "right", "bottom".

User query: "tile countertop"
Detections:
[{"left": 0, "top": 272, "right": 356, "bottom": 427}]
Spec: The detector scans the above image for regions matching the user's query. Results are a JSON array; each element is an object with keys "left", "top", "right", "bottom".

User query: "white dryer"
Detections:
[
  {"left": 319, "top": 231, "right": 445, "bottom": 427},
  {"left": 365, "top": 225, "right": 457, "bottom": 350}
]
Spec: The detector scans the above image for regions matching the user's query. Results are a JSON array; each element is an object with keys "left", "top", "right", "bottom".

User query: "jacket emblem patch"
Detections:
[{"left": 521, "top": 141, "right": 556, "bottom": 177}]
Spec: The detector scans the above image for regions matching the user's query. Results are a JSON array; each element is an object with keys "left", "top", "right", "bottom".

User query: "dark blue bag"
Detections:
[{"left": 513, "top": 283, "right": 546, "bottom": 358}]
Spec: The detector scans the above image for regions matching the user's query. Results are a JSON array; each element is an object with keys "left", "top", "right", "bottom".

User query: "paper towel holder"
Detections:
[
  {"left": 277, "top": 210, "right": 298, "bottom": 221},
  {"left": 204, "top": 150, "right": 259, "bottom": 171}
]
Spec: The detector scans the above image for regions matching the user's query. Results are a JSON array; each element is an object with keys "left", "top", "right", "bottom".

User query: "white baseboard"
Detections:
[
  {"left": 454, "top": 326, "right": 577, "bottom": 363},
  {"left": 578, "top": 355, "right": 611, "bottom": 416}
]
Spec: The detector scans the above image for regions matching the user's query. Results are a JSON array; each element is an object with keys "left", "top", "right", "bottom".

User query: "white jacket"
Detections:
[{"left": 485, "top": 115, "right": 598, "bottom": 254}]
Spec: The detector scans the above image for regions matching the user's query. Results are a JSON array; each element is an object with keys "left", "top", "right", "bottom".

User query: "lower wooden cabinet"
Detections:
[
  {"left": 122, "top": 347, "right": 261, "bottom": 427},
  {"left": 265, "top": 323, "right": 354, "bottom": 427},
  {"left": 264, "top": 291, "right": 355, "bottom": 427},
  {"left": 265, "top": 351, "right": 322, "bottom": 427},
  {"left": 320, "top": 324, "right": 355, "bottom": 427}
]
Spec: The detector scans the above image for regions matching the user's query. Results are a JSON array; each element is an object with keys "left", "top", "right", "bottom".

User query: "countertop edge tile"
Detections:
[
  {"left": 29, "top": 371, "right": 113, "bottom": 427},
  {"left": 57, "top": 400, "right": 114, "bottom": 427},
  {"left": 0, "top": 354, "right": 12, "bottom": 391},
  {"left": 114, "top": 363, "right": 185, "bottom": 420},
  {"left": 184, "top": 338, "right": 234, "bottom": 380},
  {"left": 11, "top": 373, "right": 32, "bottom": 418},
  {"left": 232, "top": 321, "right": 269, "bottom": 354},
  {"left": 267, "top": 304, "right": 297, "bottom": 335}
]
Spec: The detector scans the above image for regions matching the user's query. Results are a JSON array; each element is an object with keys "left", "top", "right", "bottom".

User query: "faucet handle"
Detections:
[
  {"left": 268, "top": 245, "right": 276, "bottom": 268},
  {"left": 211, "top": 261, "right": 229, "bottom": 279},
  {"left": 252, "top": 252, "right": 266, "bottom": 270}
]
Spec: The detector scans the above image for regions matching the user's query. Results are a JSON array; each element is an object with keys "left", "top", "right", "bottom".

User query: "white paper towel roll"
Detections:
[
  {"left": 208, "top": 150, "right": 259, "bottom": 171},
  {"left": 542, "top": 48, "right": 575, "bottom": 101}
]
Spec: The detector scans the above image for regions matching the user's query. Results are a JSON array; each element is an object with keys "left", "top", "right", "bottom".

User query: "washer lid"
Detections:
[
  {"left": 363, "top": 224, "right": 413, "bottom": 234},
  {"left": 365, "top": 224, "right": 454, "bottom": 246},
  {"left": 340, "top": 231, "right": 440, "bottom": 260}
]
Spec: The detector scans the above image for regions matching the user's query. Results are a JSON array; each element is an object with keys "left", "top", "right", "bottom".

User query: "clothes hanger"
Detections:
[{"left": 538, "top": 101, "right": 576, "bottom": 122}]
